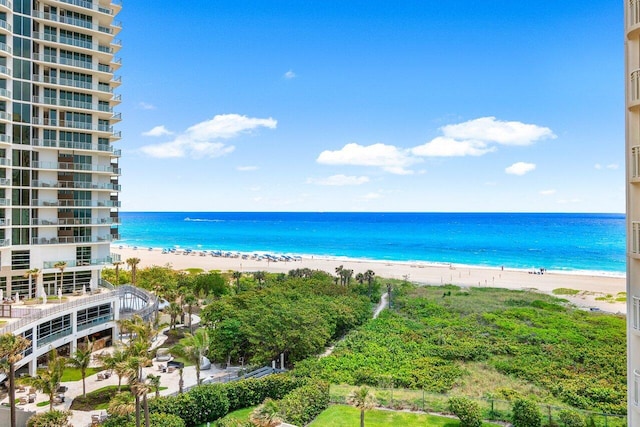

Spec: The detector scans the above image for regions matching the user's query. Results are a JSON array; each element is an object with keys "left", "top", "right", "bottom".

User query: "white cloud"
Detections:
[
  {"left": 142, "top": 125, "right": 173, "bottom": 137},
  {"left": 138, "top": 102, "right": 156, "bottom": 110},
  {"left": 317, "top": 143, "right": 418, "bottom": 175},
  {"left": 307, "top": 174, "right": 370, "bottom": 186},
  {"left": 606, "top": 163, "right": 619, "bottom": 170},
  {"left": 284, "top": 70, "right": 296, "bottom": 79},
  {"left": 441, "top": 116, "right": 556, "bottom": 146},
  {"left": 505, "top": 162, "right": 536, "bottom": 176},
  {"left": 186, "top": 114, "right": 277, "bottom": 140},
  {"left": 237, "top": 166, "right": 258, "bottom": 172},
  {"left": 594, "top": 163, "right": 602, "bottom": 170},
  {"left": 540, "top": 189, "right": 556, "bottom": 196},
  {"left": 411, "top": 137, "right": 495, "bottom": 157},
  {"left": 140, "top": 114, "right": 276, "bottom": 159}
]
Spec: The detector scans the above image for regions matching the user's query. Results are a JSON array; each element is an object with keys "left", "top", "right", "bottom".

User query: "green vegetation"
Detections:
[
  {"left": 200, "top": 270, "right": 373, "bottom": 366},
  {"left": 70, "top": 385, "right": 132, "bottom": 411},
  {"left": 195, "top": 407, "right": 254, "bottom": 426},
  {"left": 60, "top": 366, "right": 102, "bottom": 382},
  {"left": 309, "top": 405, "right": 502, "bottom": 427},
  {"left": 552, "top": 288, "right": 580, "bottom": 296},
  {"left": 296, "top": 285, "right": 626, "bottom": 414}
]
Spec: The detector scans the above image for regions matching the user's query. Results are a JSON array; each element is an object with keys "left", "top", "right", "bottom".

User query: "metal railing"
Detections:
[{"left": 0, "top": 282, "right": 156, "bottom": 336}]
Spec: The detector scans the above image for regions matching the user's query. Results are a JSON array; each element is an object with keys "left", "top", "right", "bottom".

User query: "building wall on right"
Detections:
[{"left": 626, "top": 2, "right": 640, "bottom": 426}]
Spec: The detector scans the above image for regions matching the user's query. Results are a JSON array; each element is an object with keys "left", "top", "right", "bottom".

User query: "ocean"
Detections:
[{"left": 115, "top": 212, "right": 626, "bottom": 275}]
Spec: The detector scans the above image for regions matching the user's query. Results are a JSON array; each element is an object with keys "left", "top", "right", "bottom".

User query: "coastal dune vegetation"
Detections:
[{"left": 99, "top": 264, "right": 626, "bottom": 425}]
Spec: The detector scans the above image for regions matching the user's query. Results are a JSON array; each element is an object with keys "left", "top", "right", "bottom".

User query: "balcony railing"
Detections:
[
  {"left": 0, "top": 238, "right": 9, "bottom": 247},
  {"left": 33, "top": 217, "right": 119, "bottom": 226},
  {"left": 0, "top": 198, "right": 9, "bottom": 206},
  {"left": 0, "top": 178, "right": 9, "bottom": 186},
  {"left": 32, "top": 161, "right": 121, "bottom": 174},
  {"left": 634, "top": 222, "right": 640, "bottom": 254},
  {"left": 77, "top": 314, "right": 113, "bottom": 331},
  {"left": 32, "top": 199, "right": 121, "bottom": 208},
  {"left": 632, "top": 0, "right": 640, "bottom": 28},
  {"left": 32, "top": 117, "right": 115, "bottom": 134},
  {"left": 33, "top": 11, "right": 119, "bottom": 35},
  {"left": 0, "top": 65, "right": 10, "bottom": 76},
  {"left": 32, "top": 139, "right": 120, "bottom": 155},
  {"left": 634, "top": 296, "right": 640, "bottom": 331},
  {"left": 43, "top": 257, "right": 114, "bottom": 269},
  {"left": 0, "top": 0, "right": 10, "bottom": 11},
  {"left": 31, "top": 235, "right": 115, "bottom": 245},
  {"left": 57, "top": 0, "right": 114, "bottom": 15},
  {"left": 37, "top": 327, "right": 72, "bottom": 348},
  {"left": 0, "top": 19, "right": 11, "bottom": 32},
  {"left": 32, "top": 180, "right": 121, "bottom": 191},
  {"left": 0, "top": 88, "right": 11, "bottom": 99},
  {"left": 0, "top": 157, "right": 10, "bottom": 166},
  {"left": 32, "top": 74, "right": 115, "bottom": 94},
  {"left": 32, "top": 96, "right": 114, "bottom": 113},
  {"left": 632, "top": 69, "right": 640, "bottom": 104}
]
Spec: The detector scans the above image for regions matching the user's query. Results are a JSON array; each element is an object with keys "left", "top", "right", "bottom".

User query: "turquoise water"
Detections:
[{"left": 116, "top": 212, "right": 625, "bottom": 274}]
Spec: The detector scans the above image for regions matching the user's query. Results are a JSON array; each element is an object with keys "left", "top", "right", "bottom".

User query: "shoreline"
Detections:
[{"left": 111, "top": 245, "right": 627, "bottom": 315}]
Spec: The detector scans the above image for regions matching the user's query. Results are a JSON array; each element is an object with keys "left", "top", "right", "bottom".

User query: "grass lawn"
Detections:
[
  {"left": 309, "top": 405, "right": 502, "bottom": 427},
  {"left": 61, "top": 367, "right": 103, "bottom": 382},
  {"left": 70, "top": 385, "right": 168, "bottom": 411},
  {"left": 196, "top": 406, "right": 255, "bottom": 426}
]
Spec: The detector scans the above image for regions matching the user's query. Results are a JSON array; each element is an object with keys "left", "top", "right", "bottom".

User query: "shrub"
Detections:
[
  {"left": 27, "top": 410, "right": 72, "bottom": 427},
  {"left": 148, "top": 393, "right": 201, "bottom": 427},
  {"left": 223, "top": 374, "right": 307, "bottom": 411},
  {"left": 448, "top": 396, "right": 482, "bottom": 427},
  {"left": 512, "top": 398, "right": 542, "bottom": 427},
  {"left": 278, "top": 380, "right": 330, "bottom": 426},
  {"left": 558, "top": 409, "right": 585, "bottom": 427},
  {"left": 188, "top": 384, "right": 230, "bottom": 423}
]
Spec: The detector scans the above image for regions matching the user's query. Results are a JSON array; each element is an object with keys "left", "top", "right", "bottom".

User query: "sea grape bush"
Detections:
[{"left": 448, "top": 396, "right": 483, "bottom": 427}]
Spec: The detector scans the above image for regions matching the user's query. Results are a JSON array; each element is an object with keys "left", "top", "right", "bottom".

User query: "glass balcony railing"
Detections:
[
  {"left": 31, "top": 180, "right": 121, "bottom": 191},
  {"left": 33, "top": 217, "right": 119, "bottom": 226},
  {"left": 0, "top": 19, "right": 11, "bottom": 32},
  {"left": 37, "top": 328, "right": 72, "bottom": 348},
  {"left": 635, "top": 369, "right": 640, "bottom": 407},
  {"left": 32, "top": 161, "right": 121, "bottom": 174},
  {"left": 31, "top": 235, "right": 115, "bottom": 245},
  {"left": 31, "top": 199, "right": 121, "bottom": 208},
  {"left": 58, "top": 0, "right": 114, "bottom": 15},
  {"left": 77, "top": 314, "right": 114, "bottom": 331},
  {"left": 32, "top": 139, "right": 120, "bottom": 155},
  {"left": 633, "top": 222, "right": 640, "bottom": 254},
  {"left": 32, "top": 96, "right": 114, "bottom": 113},
  {"left": 43, "top": 257, "right": 114, "bottom": 268},
  {"left": 32, "top": 74, "right": 115, "bottom": 94},
  {"left": 31, "top": 117, "right": 115, "bottom": 134},
  {"left": 0, "top": 0, "right": 10, "bottom": 10}
]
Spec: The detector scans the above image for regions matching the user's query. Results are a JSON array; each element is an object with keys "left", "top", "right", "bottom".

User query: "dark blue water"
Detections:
[{"left": 116, "top": 212, "right": 625, "bottom": 274}]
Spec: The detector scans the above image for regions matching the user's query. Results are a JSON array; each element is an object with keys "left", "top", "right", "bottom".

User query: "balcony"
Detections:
[
  {"left": 631, "top": 69, "right": 640, "bottom": 108},
  {"left": 33, "top": 11, "right": 119, "bottom": 36},
  {"left": 31, "top": 117, "right": 116, "bottom": 135},
  {"left": 0, "top": 218, "right": 9, "bottom": 226},
  {"left": 0, "top": 198, "right": 9, "bottom": 206},
  {"left": 0, "top": 65, "right": 10, "bottom": 77},
  {"left": 57, "top": 0, "right": 115, "bottom": 15},
  {"left": 32, "top": 74, "right": 115, "bottom": 94},
  {"left": 33, "top": 217, "right": 119, "bottom": 226},
  {"left": 32, "top": 96, "right": 115, "bottom": 114},
  {"left": 31, "top": 235, "right": 115, "bottom": 245},
  {"left": 634, "top": 222, "right": 640, "bottom": 255},
  {"left": 631, "top": 0, "right": 640, "bottom": 30},
  {"left": 0, "top": 19, "right": 11, "bottom": 33},
  {"left": 32, "top": 139, "right": 121, "bottom": 156},
  {"left": 0, "top": 157, "right": 10, "bottom": 166},
  {"left": 31, "top": 180, "right": 121, "bottom": 191},
  {"left": 43, "top": 257, "right": 114, "bottom": 269},
  {"left": 32, "top": 161, "right": 121, "bottom": 174},
  {"left": 0, "top": 238, "right": 9, "bottom": 247},
  {"left": 634, "top": 297, "right": 640, "bottom": 332},
  {"left": 0, "top": 41, "right": 10, "bottom": 54},
  {"left": 0, "top": 0, "right": 10, "bottom": 12},
  {"left": 0, "top": 135, "right": 10, "bottom": 144},
  {"left": 32, "top": 199, "right": 121, "bottom": 208},
  {"left": 0, "top": 178, "right": 9, "bottom": 186},
  {"left": 0, "top": 88, "right": 11, "bottom": 100}
]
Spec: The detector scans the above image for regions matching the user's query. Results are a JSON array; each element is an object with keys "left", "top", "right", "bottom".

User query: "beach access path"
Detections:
[{"left": 114, "top": 247, "right": 626, "bottom": 314}]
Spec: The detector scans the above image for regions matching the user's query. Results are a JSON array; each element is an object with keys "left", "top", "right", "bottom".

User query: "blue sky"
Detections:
[{"left": 116, "top": 0, "right": 622, "bottom": 212}]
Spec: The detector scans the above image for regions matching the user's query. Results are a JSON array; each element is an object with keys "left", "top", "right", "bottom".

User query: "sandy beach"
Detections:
[{"left": 112, "top": 246, "right": 627, "bottom": 314}]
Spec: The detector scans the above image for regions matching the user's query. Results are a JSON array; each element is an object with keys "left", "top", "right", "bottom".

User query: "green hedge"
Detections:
[
  {"left": 224, "top": 374, "right": 308, "bottom": 411},
  {"left": 278, "top": 380, "right": 330, "bottom": 426}
]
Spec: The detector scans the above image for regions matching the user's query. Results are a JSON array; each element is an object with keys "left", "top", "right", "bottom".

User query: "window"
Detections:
[{"left": 11, "top": 250, "right": 29, "bottom": 269}]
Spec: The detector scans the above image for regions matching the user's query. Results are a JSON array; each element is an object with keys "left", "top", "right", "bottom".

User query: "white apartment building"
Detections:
[
  {"left": 627, "top": 1, "right": 640, "bottom": 425},
  {"left": 0, "top": 0, "right": 122, "bottom": 300}
]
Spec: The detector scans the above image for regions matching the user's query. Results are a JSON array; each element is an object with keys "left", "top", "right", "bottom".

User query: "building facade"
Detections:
[
  {"left": 627, "top": 1, "right": 640, "bottom": 425},
  {"left": 0, "top": 0, "right": 122, "bottom": 300}
]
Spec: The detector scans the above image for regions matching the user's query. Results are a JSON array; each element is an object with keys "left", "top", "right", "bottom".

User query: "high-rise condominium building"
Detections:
[
  {"left": 0, "top": 0, "right": 122, "bottom": 300},
  {"left": 627, "top": 1, "right": 640, "bottom": 425}
]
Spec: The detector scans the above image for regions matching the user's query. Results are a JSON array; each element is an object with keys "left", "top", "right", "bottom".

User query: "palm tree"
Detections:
[
  {"left": 250, "top": 398, "right": 282, "bottom": 427},
  {"left": 232, "top": 271, "right": 242, "bottom": 294},
  {"left": 147, "top": 374, "right": 161, "bottom": 398},
  {"left": 108, "top": 391, "right": 135, "bottom": 417},
  {"left": 0, "top": 333, "right": 30, "bottom": 427},
  {"left": 25, "top": 349, "right": 67, "bottom": 411},
  {"left": 335, "top": 265, "right": 344, "bottom": 285},
  {"left": 347, "top": 386, "right": 377, "bottom": 427},
  {"left": 171, "top": 328, "right": 210, "bottom": 385},
  {"left": 97, "top": 348, "right": 127, "bottom": 391},
  {"left": 253, "top": 271, "right": 266, "bottom": 289},
  {"left": 126, "top": 257, "right": 141, "bottom": 285},
  {"left": 364, "top": 270, "right": 376, "bottom": 299},
  {"left": 167, "top": 302, "right": 182, "bottom": 329},
  {"left": 341, "top": 268, "right": 354, "bottom": 286},
  {"left": 113, "top": 260, "right": 124, "bottom": 285},
  {"left": 23, "top": 268, "right": 40, "bottom": 299},
  {"left": 68, "top": 341, "right": 93, "bottom": 398},
  {"left": 183, "top": 292, "right": 198, "bottom": 334},
  {"left": 355, "top": 272, "right": 365, "bottom": 285},
  {"left": 122, "top": 355, "right": 148, "bottom": 427},
  {"left": 53, "top": 261, "right": 67, "bottom": 294}
]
